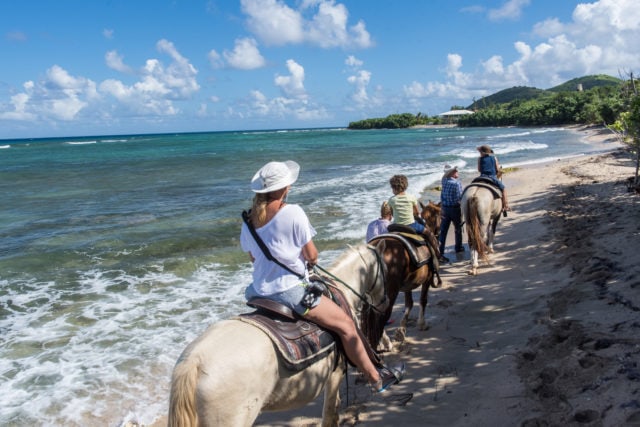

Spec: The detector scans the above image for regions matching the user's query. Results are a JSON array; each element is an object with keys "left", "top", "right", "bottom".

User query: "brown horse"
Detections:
[
  {"left": 369, "top": 231, "right": 439, "bottom": 340},
  {"left": 420, "top": 200, "right": 441, "bottom": 238},
  {"left": 168, "top": 241, "right": 431, "bottom": 426}
]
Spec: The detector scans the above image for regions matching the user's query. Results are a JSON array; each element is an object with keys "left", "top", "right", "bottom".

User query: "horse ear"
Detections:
[{"left": 420, "top": 201, "right": 426, "bottom": 209}]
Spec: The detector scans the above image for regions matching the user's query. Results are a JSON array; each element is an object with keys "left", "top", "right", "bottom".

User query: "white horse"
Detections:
[
  {"left": 461, "top": 184, "right": 503, "bottom": 275},
  {"left": 168, "top": 243, "right": 393, "bottom": 427}
]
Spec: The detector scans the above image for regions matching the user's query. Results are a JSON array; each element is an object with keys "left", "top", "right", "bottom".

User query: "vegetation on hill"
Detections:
[
  {"left": 348, "top": 74, "right": 624, "bottom": 130},
  {"left": 548, "top": 74, "right": 622, "bottom": 92},
  {"left": 348, "top": 73, "right": 640, "bottom": 188},
  {"left": 347, "top": 112, "right": 432, "bottom": 129}
]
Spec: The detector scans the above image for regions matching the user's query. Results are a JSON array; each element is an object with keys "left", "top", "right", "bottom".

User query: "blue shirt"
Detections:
[
  {"left": 441, "top": 177, "right": 463, "bottom": 207},
  {"left": 479, "top": 155, "right": 498, "bottom": 177}
]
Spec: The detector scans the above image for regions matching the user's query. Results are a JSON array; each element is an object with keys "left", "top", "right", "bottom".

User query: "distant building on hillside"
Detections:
[{"left": 437, "top": 109, "right": 474, "bottom": 124}]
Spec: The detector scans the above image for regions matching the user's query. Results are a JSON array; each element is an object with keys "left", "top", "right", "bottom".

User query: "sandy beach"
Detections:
[{"left": 253, "top": 127, "right": 640, "bottom": 427}]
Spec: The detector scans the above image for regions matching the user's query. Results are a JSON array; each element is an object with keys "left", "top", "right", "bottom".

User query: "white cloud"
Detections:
[
  {"left": 223, "top": 37, "right": 266, "bottom": 70},
  {"left": 488, "top": 0, "right": 530, "bottom": 22},
  {"left": 241, "top": 0, "right": 304, "bottom": 46},
  {"left": 228, "top": 71, "right": 328, "bottom": 122},
  {"left": 103, "top": 28, "right": 114, "bottom": 39},
  {"left": 347, "top": 69, "right": 371, "bottom": 105},
  {"left": 105, "top": 50, "right": 133, "bottom": 73},
  {"left": 405, "top": 0, "right": 640, "bottom": 106},
  {"left": 241, "top": 0, "right": 372, "bottom": 48},
  {"left": 345, "top": 55, "right": 363, "bottom": 68},
  {"left": 0, "top": 91, "right": 35, "bottom": 121},
  {"left": 100, "top": 39, "right": 199, "bottom": 115},
  {"left": 0, "top": 38, "right": 202, "bottom": 125},
  {"left": 0, "top": 66, "right": 97, "bottom": 122},
  {"left": 274, "top": 59, "right": 307, "bottom": 99}
]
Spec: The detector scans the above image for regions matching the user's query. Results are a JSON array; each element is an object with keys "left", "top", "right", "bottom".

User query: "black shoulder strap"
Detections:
[{"left": 242, "top": 210, "right": 305, "bottom": 279}]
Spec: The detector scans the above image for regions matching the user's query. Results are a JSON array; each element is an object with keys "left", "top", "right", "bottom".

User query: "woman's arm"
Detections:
[{"left": 302, "top": 240, "right": 318, "bottom": 267}]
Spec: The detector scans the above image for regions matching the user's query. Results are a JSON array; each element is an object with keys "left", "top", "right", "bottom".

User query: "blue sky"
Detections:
[{"left": 1, "top": 0, "right": 638, "bottom": 139}]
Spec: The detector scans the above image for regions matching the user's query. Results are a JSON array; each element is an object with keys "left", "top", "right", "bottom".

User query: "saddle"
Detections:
[
  {"left": 379, "top": 225, "right": 433, "bottom": 268},
  {"left": 235, "top": 276, "right": 380, "bottom": 372},
  {"left": 370, "top": 228, "right": 442, "bottom": 289},
  {"left": 464, "top": 177, "right": 503, "bottom": 199}
]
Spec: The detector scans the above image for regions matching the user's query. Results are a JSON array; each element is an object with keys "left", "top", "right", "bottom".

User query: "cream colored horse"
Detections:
[
  {"left": 168, "top": 244, "right": 391, "bottom": 427},
  {"left": 461, "top": 185, "right": 502, "bottom": 275}
]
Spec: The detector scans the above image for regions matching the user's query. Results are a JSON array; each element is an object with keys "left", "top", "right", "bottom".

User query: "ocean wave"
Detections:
[
  {"left": 0, "top": 145, "right": 10, "bottom": 149},
  {"left": 0, "top": 264, "right": 251, "bottom": 426},
  {"left": 65, "top": 140, "right": 97, "bottom": 145}
]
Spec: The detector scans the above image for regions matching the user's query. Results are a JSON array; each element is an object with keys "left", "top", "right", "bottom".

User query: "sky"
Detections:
[{"left": 1, "top": 0, "right": 639, "bottom": 139}]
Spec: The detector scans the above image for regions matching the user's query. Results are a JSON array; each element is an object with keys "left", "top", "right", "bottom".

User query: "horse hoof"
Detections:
[
  {"left": 394, "top": 328, "right": 406, "bottom": 343},
  {"left": 418, "top": 323, "right": 429, "bottom": 331}
]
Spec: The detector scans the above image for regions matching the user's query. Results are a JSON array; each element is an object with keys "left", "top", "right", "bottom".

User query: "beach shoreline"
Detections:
[{"left": 251, "top": 125, "right": 640, "bottom": 426}]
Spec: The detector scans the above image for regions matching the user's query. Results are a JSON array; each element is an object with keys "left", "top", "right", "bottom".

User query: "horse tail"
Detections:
[
  {"left": 468, "top": 196, "right": 490, "bottom": 260},
  {"left": 168, "top": 353, "right": 200, "bottom": 427}
]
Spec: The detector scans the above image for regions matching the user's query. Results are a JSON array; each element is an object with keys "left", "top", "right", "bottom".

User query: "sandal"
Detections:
[{"left": 374, "top": 362, "right": 406, "bottom": 393}]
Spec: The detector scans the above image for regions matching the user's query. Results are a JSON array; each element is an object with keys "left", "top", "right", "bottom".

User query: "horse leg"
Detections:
[
  {"left": 394, "top": 291, "right": 413, "bottom": 342},
  {"left": 469, "top": 248, "right": 479, "bottom": 275},
  {"left": 377, "top": 330, "right": 394, "bottom": 352},
  {"left": 417, "top": 283, "right": 430, "bottom": 331},
  {"left": 321, "top": 363, "right": 346, "bottom": 427},
  {"left": 486, "top": 223, "right": 495, "bottom": 253},
  {"left": 400, "top": 290, "right": 413, "bottom": 328}
]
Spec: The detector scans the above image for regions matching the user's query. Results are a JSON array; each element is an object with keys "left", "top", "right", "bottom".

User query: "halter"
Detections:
[{"left": 313, "top": 245, "right": 388, "bottom": 315}]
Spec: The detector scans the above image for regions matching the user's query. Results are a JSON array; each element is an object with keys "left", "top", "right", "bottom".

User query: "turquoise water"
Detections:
[{"left": 0, "top": 126, "right": 616, "bottom": 425}]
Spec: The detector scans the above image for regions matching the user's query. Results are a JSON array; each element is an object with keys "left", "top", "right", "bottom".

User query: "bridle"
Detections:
[{"left": 312, "top": 245, "right": 388, "bottom": 315}]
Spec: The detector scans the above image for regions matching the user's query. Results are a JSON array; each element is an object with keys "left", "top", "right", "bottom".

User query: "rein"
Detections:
[{"left": 312, "top": 246, "right": 388, "bottom": 315}]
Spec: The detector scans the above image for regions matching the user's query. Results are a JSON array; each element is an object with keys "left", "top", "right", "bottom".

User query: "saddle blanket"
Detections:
[{"left": 235, "top": 310, "right": 336, "bottom": 372}]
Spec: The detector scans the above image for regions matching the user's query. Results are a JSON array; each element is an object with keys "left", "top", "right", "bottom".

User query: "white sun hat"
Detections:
[{"left": 250, "top": 160, "right": 300, "bottom": 193}]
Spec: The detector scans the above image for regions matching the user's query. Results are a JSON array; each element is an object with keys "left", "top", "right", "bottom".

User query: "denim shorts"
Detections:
[
  {"left": 245, "top": 282, "right": 320, "bottom": 315},
  {"left": 410, "top": 221, "right": 425, "bottom": 233}
]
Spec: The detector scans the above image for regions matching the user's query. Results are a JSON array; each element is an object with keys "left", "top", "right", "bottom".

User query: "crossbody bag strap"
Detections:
[{"left": 242, "top": 210, "right": 305, "bottom": 279}]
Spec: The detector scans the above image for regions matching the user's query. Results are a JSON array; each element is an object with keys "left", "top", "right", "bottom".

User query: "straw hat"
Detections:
[
  {"left": 443, "top": 165, "right": 458, "bottom": 178},
  {"left": 251, "top": 160, "right": 300, "bottom": 193}
]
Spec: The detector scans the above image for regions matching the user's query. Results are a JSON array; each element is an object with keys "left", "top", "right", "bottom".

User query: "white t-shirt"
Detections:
[{"left": 240, "top": 204, "right": 316, "bottom": 295}]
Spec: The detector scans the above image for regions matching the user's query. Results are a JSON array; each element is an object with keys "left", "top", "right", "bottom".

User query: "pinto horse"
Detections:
[
  {"left": 460, "top": 183, "right": 502, "bottom": 275},
  {"left": 169, "top": 241, "right": 423, "bottom": 427}
]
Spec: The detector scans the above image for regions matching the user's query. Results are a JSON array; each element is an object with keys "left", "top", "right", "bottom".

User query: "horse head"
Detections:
[{"left": 420, "top": 200, "right": 441, "bottom": 238}]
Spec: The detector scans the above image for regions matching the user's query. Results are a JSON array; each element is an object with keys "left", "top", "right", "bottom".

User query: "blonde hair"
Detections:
[
  {"left": 380, "top": 201, "right": 392, "bottom": 218},
  {"left": 250, "top": 193, "right": 269, "bottom": 228}
]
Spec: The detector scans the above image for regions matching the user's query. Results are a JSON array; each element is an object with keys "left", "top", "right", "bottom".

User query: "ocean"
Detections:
[{"left": 0, "top": 126, "right": 616, "bottom": 425}]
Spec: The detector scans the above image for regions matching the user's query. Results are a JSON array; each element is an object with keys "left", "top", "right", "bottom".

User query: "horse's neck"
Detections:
[{"left": 328, "top": 247, "right": 374, "bottom": 308}]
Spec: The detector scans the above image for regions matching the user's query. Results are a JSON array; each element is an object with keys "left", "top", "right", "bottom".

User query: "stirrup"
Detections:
[{"left": 374, "top": 362, "right": 405, "bottom": 393}]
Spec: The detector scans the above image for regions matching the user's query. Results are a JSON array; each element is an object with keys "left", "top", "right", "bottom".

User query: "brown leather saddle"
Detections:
[
  {"left": 376, "top": 225, "right": 435, "bottom": 269},
  {"left": 235, "top": 277, "right": 377, "bottom": 372},
  {"left": 370, "top": 228, "right": 442, "bottom": 289}
]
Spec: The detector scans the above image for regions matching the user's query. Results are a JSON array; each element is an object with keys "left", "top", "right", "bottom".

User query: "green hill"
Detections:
[
  {"left": 467, "top": 86, "right": 545, "bottom": 110},
  {"left": 548, "top": 74, "right": 622, "bottom": 92},
  {"left": 467, "top": 74, "right": 622, "bottom": 110}
]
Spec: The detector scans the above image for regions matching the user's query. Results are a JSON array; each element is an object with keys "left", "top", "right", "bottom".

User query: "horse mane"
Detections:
[{"left": 327, "top": 244, "right": 389, "bottom": 350}]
